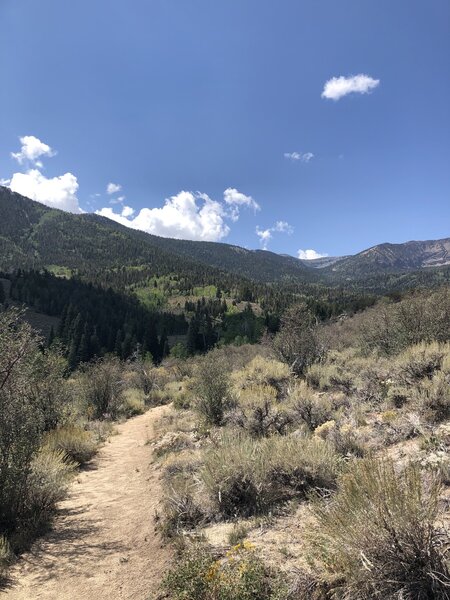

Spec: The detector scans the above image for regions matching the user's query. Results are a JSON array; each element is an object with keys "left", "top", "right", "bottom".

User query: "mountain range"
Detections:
[{"left": 0, "top": 185, "right": 449, "bottom": 287}]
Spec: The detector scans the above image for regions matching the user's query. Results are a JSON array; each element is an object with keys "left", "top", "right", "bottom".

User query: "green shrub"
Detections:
[
  {"left": 120, "top": 388, "right": 146, "bottom": 417},
  {"left": 81, "top": 357, "right": 125, "bottom": 419},
  {"left": 44, "top": 425, "right": 97, "bottom": 465},
  {"left": 273, "top": 303, "right": 323, "bottom": 376},
  {"left": 202, "top": 432, "right": 338, "bottom": 517},
  {"left": 163, "top": 543, "right": 285, "bottom": 600},
  {"left": 0, "top": 309, "right": 49, "bottom": 538},
  {"left": 227, "top": 523, "right": 249, "bottom": 546},
  {"left": 193, "top": 355, "right": 232, "bottom": 426},
  {"left": 306, "top": 458, "right": 450, "bottom": 599},
  {"left": 11, "top": 448, "right": 75, "bottom": 551}
]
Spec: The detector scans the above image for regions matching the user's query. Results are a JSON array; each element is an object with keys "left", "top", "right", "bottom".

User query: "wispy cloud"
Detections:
[
  {"left": 321, "top": 74, "right": 380, "bottom": 101},
  {"left": 256, "top": 220, "right": 293, "bottom": 250},
  {"left": 298, "top": 249, "right": 328, "bottom": 260},
  {"left": 284, "top": 151, "right": 314, "bottom": 163},
  {"left": 223, "top": 187, "right": 260, "bottom": 221}
]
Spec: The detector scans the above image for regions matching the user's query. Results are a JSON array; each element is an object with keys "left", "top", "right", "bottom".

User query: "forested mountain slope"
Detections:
[
  {"left": 1, "top": 186, "right": 449, "bottom": 292},
  {"left": 0, "top": 186, "right": 316, "bottom": 283}
]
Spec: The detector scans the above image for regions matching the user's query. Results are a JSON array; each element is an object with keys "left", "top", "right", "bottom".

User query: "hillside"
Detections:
[
  {"left": 0, "top": 186, "right": 316, "bottom": 284},
  {"left": 1, "top": 186, "right": 449, "bottom": 295}
]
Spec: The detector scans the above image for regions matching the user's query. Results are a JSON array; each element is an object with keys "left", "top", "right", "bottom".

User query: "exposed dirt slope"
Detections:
[{"left": 2, "top": 405, "right": 171, "bottom": 600}]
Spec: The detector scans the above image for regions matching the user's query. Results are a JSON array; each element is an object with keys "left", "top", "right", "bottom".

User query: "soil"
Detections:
[{"left": 1, "top": 405, "right": 171, "bottom": 600}]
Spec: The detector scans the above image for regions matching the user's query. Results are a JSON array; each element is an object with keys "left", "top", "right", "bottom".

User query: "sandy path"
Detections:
[{"left": 2, "top": 405, "right": 171, "bottom": 600}]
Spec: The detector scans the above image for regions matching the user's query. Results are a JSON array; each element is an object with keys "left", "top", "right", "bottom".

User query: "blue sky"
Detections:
[{"left": 1, "top": 0, "right": 449, "bottom": 258}]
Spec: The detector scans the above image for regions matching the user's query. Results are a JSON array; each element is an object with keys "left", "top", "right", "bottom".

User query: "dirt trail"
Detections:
[{"left": 2, "top": 405, "right": 171, "bottom": 600}]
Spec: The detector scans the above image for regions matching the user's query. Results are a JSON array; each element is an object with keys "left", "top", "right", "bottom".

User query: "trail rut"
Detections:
[{"left": 2, "top": 405, "right": 171, "bottom": 600}]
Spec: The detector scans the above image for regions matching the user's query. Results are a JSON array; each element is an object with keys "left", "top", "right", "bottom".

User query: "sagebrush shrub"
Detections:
[
  {"left": 202, "top": 432, "right": 338, "bottom": 517},
  {"left": 306, "top": 458, "right": 450, "bottom": 599},
  {"left": 288, "top": 382, "right": 334, "bottom": 431},
  {"left": 396, "top": 342, "right": 447, "bottom": 384},
  {"left": 413, "top": 371, "right": 450, "bottom": 424}
]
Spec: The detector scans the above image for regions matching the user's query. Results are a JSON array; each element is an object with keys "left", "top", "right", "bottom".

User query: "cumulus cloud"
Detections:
[
  {"left": 97, "top": 187, "right": 258, "bottom": 242},
  {"left": 284, "top": 152, "right": 314, "bottom": 163},
  {"left": 9, "top": 169, "right": 80, "bottom": 213},
  {"left": 4, "top": 135, "right": 81, "bottom": 212},
  {"left": 107, "top": 182, "right": 122, "bottom": 195},
  {"left": 256, "top": 220, "right": 293, "bottom": 250},
  {"left": 321, "top": 74, "right": 380, "bottom": 101},
  {"left": 297, "top": 249, "right": 328, "bottom": 260},
  {"left": 121, "top": 205, "right": 135, "bottom": 217},
  {"left": 97, "top": 191, "right": 230, "bottom": 241},
  {"left": 11, "top": 135, "right": 56, "bottom": 166}
]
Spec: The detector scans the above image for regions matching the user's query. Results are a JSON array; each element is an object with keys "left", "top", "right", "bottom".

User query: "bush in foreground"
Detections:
[
  {"left": 44, "top": 425, "right": 97, "bottom": 465},
  {"left": 305, "top": 458, "right": 450, "bottom": 599},
  {"left": 193, "top": 355, "right": 232, "bottom": 426},
  {"left": 11, "top": 448, "right": 75, "bottom": 551},
  {"left": 202, "top": 432, "right": 338, "bottom": 517},
  {"left": 163, "top": 542, "right": 285, "bottom": 600}
]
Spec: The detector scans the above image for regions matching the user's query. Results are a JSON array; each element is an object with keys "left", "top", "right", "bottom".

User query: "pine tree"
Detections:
[
  {"left": 47, "top": 325, "right": 55, "bottom": 347},
  {"left": 159, "top": 329, "right": 169, "bottom": 360},
  {"left": 186, "top": 316, "right": 199, "bottom": 356},
  {"left": 143, "top": 320, "right": 159, "bottom": 363},
  {"left": 77, "top": 321, "right": 92, "bottom": 364}
]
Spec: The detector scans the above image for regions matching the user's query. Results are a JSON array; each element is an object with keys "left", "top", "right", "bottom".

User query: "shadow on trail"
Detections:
[{"left": 1, "top": 504, "right": 127, "bottom": 590}]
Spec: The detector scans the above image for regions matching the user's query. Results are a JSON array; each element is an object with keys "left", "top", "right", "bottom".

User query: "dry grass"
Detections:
[{"left": 44, "top": 425, "right": 97, "bottom": 465}]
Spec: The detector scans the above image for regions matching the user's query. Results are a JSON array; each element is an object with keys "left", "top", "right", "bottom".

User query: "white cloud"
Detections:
[
  {"left": 284, "top": 152, "right": 314, "bottom": 163},
  {"left": 223, "top": 187, "right": 260, "bottom": 221},
  {"left": 97, "top": 190, "right": 230, "bottom": 242},
  {"left": 107, "top": 182, "right": 122, "bottom": 195},
  {"left": 5, "top": 135, "right": 81, "bottom": 212},
  {"left": 9, "top": 169, "right": 81, "bottom": 213},
  {"left": 256, "top": 227, "right": 272, "bottom": 249},
  {"left": 11, "top": 135, "right": 55, "bottom": 165},
  {"left": 256, "top": 220, "right": 293, "bottom": 249},
  {"left": 97, "top": 187, "right": 259, "bottom": 242},
  {"left": 321, "top": 74, "right": 380, "bottom": 101},
  {"left": 297, "top": 249, "right": 329, "bottom": 260},
  {"left": 121, "top": 205, "right": 135, "bottom": 217}
]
